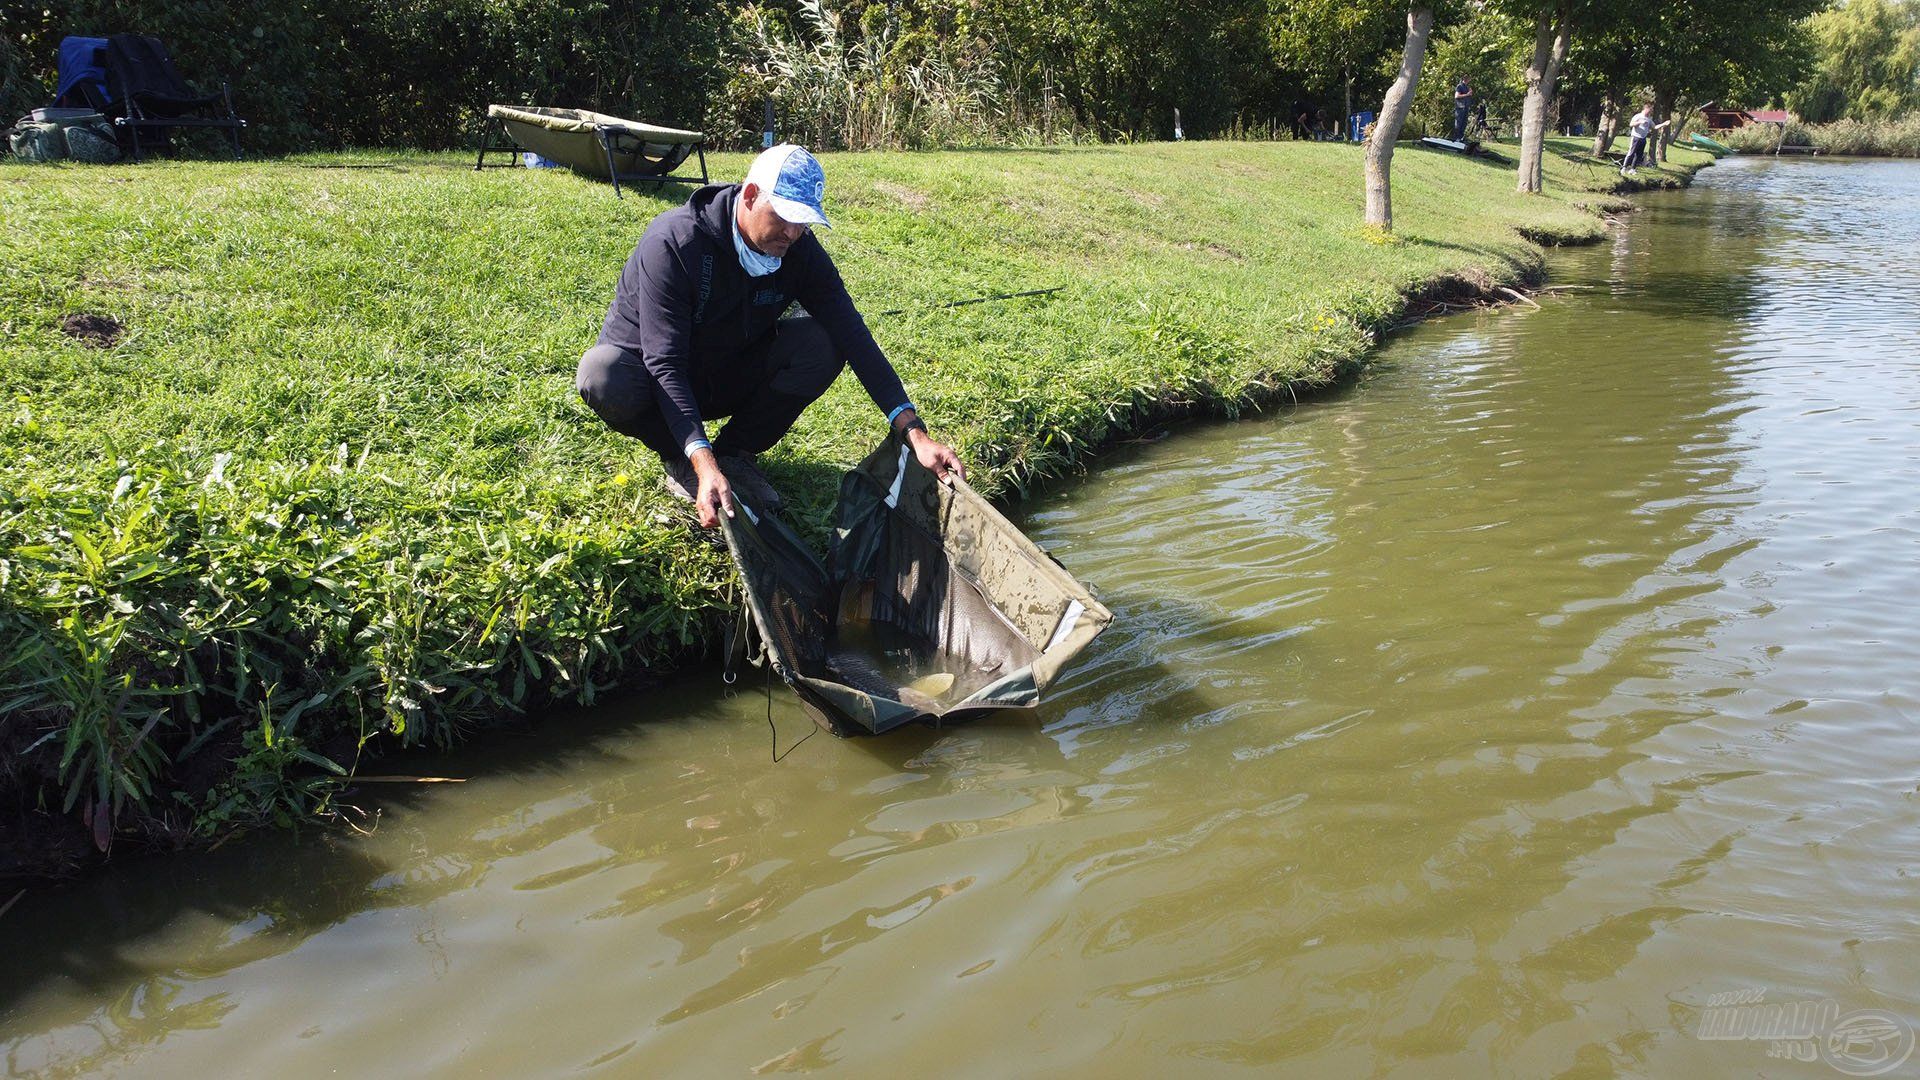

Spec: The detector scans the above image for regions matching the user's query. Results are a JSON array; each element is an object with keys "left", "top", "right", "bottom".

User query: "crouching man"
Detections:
[{"left": 577, "top": 143, "right": 964, "bottom": 527}]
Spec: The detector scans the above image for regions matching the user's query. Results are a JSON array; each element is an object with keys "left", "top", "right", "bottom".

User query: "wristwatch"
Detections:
[{"left": 903, "top": 416, "right": 929, "bottom": 437}]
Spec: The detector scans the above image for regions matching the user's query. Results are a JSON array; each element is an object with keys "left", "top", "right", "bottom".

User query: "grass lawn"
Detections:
[{"left": 0, "top": 136, "right": 1709, "bottom": 865}]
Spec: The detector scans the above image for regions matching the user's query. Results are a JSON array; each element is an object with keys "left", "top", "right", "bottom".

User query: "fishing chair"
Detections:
[
  {"left": 102, "top": 34, "right": 246, "bottom": 161},
  {"left": 53, "top": 36, "right": 112, "bottom": 112}
]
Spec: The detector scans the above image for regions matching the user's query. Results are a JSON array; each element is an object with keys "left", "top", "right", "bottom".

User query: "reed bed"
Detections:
[
  {"left": 728, "top": 0, "right": 1084, "bottom": 150},
  {"left": 1718, "top": 116, "right": 1920, "bottom": 157}
]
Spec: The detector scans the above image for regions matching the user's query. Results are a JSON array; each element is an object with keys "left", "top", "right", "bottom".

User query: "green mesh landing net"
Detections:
[{"left": 720, "top": 435, "right": 1111, "bottom": 736}]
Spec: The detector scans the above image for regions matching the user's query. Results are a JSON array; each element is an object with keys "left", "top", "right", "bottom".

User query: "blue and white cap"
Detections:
[{"left": 744, "top": 143, "right": 830, "bottom": 228}]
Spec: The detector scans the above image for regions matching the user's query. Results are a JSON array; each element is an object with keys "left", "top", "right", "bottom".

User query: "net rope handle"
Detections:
[
  {"left": 721, "top": 582, "right": 814, "bottom": 760},
  {"left": 721, "top": 587, "right": 766, "bottom": 686}
]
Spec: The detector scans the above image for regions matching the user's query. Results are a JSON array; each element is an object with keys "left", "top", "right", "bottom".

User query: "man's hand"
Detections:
[
  {"left": 894, "top": 410, "right": 965, "bottom": 484},
  {"left": 687, "top": 447, "right": 734, "bottom": 528}
]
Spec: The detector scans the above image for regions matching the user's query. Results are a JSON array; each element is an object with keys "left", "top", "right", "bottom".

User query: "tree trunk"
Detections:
[
  {"left": 1516, "top": 2, "right": 1573, "bottom": 194},
  {"left": 1651, "top": 84, "right": 1675, "bottom": 163},
  {"left": 1365, "top": 7, "right": 1436, "bottom": 232},
  {"left": 1673, "top": 94, "right": 1695, "bottom": 150},
  {"left": 1593, "top": 83, "right": 1622, "bottom": 155}
]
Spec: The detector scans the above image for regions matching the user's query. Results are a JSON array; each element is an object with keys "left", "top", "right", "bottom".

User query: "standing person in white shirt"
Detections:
[{"left": 1620, "top": 102, "right": 1670, "bottom": 176}]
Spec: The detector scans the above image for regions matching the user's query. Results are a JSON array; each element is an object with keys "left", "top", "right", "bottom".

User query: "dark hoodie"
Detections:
[{"left": 597, "top": 183, "right": 910, "bottom": 453}]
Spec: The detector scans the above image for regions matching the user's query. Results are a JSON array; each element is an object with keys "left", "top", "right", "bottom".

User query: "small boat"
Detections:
[{"left": 1687, "top": 132, "right": 1735, "bottom": 154}]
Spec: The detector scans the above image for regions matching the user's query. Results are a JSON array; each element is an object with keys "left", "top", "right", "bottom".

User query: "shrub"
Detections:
[
  {"left": 4, "top": 0, "right": 726, "bottom": 153},
  {"left": 1, "top": 31, "right": 50, "bottom": 124}
]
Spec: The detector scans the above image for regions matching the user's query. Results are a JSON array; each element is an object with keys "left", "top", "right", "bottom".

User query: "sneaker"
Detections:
[
  {"left": 660, "top": 456, "right": 698, "bottom": 503},
  {"left": 716, "top": 452, "right": 784, "bottom": 514}
]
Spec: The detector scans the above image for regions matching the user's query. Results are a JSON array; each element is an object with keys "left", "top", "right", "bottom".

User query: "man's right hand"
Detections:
[{"left": 687, "top": 447, "right": 734, "bottom": 528}]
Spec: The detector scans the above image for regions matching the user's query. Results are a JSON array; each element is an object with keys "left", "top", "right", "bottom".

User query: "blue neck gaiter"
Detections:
[{"left": 732, "top": 217, "right": 782, "bottom": 277}]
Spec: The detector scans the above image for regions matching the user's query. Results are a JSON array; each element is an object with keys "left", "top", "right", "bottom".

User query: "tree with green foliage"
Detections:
[
  {"left": 1266, "top": 0, "right": 1449, "bottom": 231},
  {"left": 1559, "top": 0, "right": 1661, "bottom": 154},
  {"left": 1664, "top": 0, "right": 1818, "bottom": 159},
  {"left": 1789, "top": 0, "right": 1920, "bottom": 122},
  {"left": 1588, "top": 0, "right": 1819, "bottom": 163},
  {"left": 1366, "top": 6, "right": 1438, "bottom": 231},
  {"left": 2, "top": 0, "right": 1834, "bottom": 155},
  {"left": 1269, "top": 0, "right": 1406, "bottom": 135},
  {"left": 1414, "top": 8, "right": 1527, "bottom": 140},
  {"left": 958, "top": 0, "right": 1291, "bottom": 140},
  {"left": 1506, "top": 0, "right": 1574, "bottom": 193}
]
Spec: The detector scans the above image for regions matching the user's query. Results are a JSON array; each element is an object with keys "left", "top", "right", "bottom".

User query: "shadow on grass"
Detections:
[
  {"left": 1408, "top": 141, "right": 1517, "bottom": 172},
  {"left": 1398, "top": 234, "right": 1533, "bottom": 263}
]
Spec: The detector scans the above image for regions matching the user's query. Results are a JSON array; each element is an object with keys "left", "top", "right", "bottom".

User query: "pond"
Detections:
[{"left": 5, "top": 156, "right": 1919, "bottom": 1076}]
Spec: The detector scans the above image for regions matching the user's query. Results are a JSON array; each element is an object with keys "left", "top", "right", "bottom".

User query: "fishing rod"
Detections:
[
  {"left": 820, "top": 227, "right": 1063, "bottom": 317},
  {"left": 873, "top": 285, "right": 1064, "bottom": 318}
]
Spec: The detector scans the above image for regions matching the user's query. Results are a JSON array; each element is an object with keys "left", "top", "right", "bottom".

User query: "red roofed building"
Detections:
[{"left": 1703, "top": 107, "right": 1793, "bottom": 130}]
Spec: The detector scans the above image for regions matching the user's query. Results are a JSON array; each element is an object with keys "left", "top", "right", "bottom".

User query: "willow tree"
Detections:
[
  {"left": 1365, "top": 7, "right": 1437, "bottom": 231},
  {"left": 1789, "top": 0, "right": 1920, "bottom": 122}
]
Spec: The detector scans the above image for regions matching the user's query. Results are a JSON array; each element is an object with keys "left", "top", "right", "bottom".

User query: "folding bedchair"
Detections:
[
  {"left": 101, "top": 34, "right": 245, "bottom": 161},
  {"left": 475, "top": 105, "right": 707, "bottom": 198}
]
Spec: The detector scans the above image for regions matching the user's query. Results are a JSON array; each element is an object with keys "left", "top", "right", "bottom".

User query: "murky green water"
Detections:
[{"left": 7, "top": 157, "right": 1920, "bottom": 1077}]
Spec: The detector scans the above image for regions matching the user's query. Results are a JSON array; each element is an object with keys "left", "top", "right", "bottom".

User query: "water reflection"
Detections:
[{"left": 5, "top": 158, "right": 1920, "bottom": 1077}]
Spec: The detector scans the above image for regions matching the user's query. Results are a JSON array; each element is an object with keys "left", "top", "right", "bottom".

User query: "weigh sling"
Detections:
[{"left": 721, "top": 436, "right": 1111, "bottom": 736}]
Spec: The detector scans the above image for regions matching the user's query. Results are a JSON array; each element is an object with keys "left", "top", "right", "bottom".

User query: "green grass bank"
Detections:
[{"left": 0, "top": 137, "right": 1708, "bottom": 874}]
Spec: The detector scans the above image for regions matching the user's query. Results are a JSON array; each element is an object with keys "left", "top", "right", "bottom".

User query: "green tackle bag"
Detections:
[
  {"left": 9, "top": 111, "right": 120, "bottom": 163},
  {"left": 9, "top": 118, "right": 66, "bottom": 162}
]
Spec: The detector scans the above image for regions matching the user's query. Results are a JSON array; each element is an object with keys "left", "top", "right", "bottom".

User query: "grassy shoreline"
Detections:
[{"left": 0, "top": 137, "right": 1709, "bottom": 877}]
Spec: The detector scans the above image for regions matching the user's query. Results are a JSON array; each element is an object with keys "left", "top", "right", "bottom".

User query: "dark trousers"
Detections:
[
  {"left": 576, "top": 315, "right": 844, "bottom": 461},
  {"left": 1452, "top": 106, "right": 1470, "bottom": 141},
  {"left": 1623, "top": 135, "right": 1648, "bottom": 170}
]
